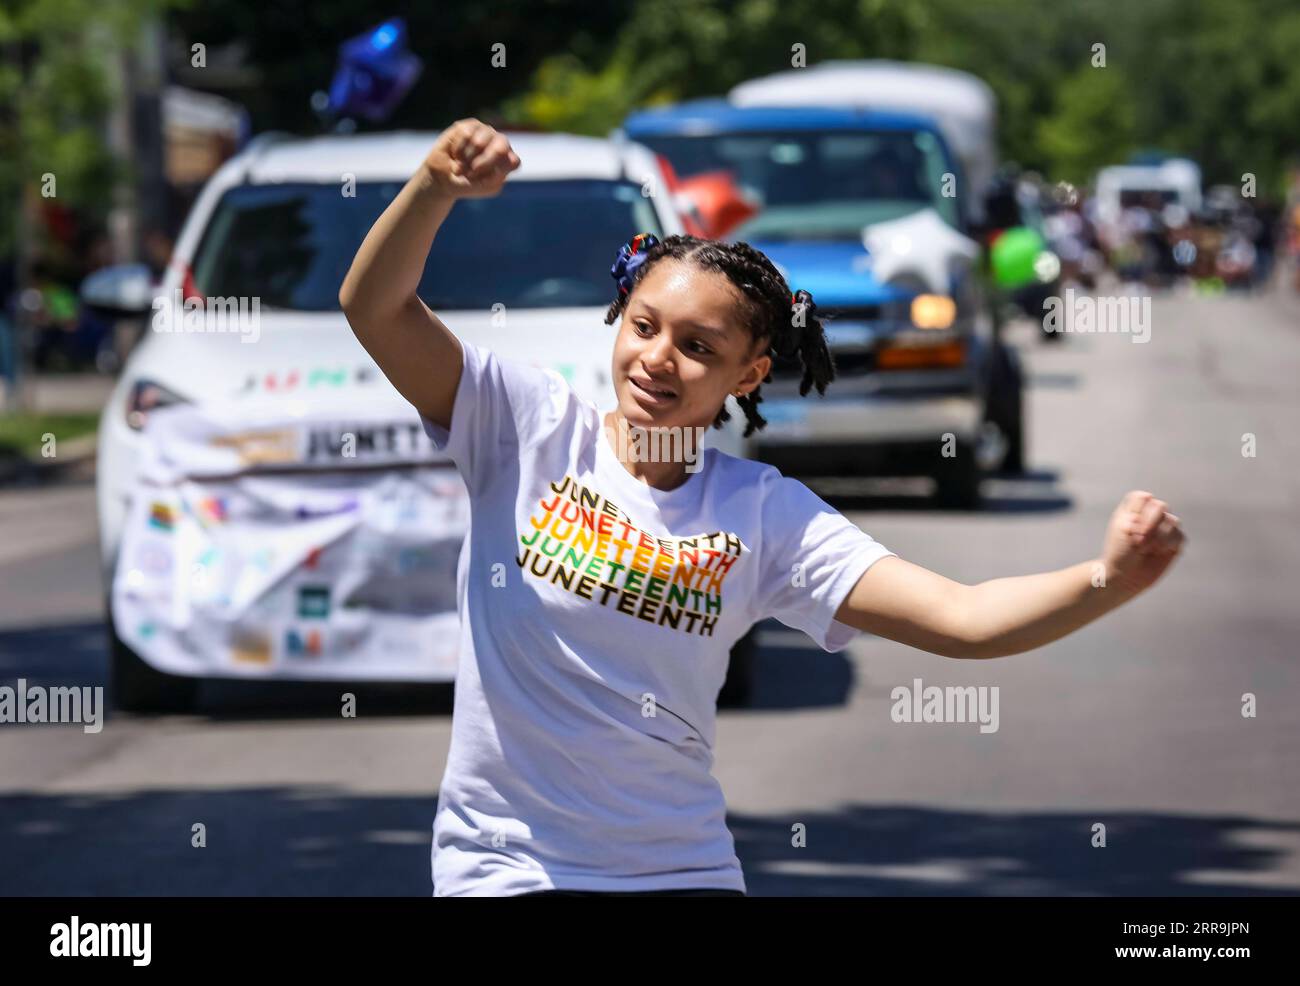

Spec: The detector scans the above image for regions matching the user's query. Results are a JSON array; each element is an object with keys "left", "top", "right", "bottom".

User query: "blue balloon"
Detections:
[{"left": 327, "top": 18, "right": 423, "bottom": 123}]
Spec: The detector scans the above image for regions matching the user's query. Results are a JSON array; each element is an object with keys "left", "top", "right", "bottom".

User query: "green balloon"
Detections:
[{"left": 990, "top": 226, "right": 1047, "bottom": 289}]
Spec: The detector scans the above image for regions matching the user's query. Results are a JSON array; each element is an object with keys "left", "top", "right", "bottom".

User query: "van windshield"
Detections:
[
  {"left": 639, "top": 129, "right": 960, "bottom": 239},
  {"left": 189, "top": 179, "right": 664, "bottom": 311}
]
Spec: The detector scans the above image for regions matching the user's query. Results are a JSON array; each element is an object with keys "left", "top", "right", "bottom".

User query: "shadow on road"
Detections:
[
  {"left": 0, "top": 621, "right": 107, "bottom": 688},
  {"left": 0, "top": 619, "right": 457, "bottom": 719},
  {"left": 0, "top": 619, "right": 851, "bottom": 718},
  {"left": 732, "top": 805, "right": 1300, "bottom": 896},
  {"left": 1, "top": 789, "right": 1294, "bottom": 895}
]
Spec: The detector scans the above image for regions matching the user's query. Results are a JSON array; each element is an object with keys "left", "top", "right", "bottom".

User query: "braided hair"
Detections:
[{"left": 605, "top": 234, "right": 836, "bottom": 438}]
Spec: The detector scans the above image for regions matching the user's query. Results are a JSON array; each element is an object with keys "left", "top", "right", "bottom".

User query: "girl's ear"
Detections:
[{"left": 733, "top": 354, "right": 772, "bottom": 397}]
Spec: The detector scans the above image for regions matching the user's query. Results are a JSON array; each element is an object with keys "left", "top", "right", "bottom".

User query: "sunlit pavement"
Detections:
[{"left": 2, "top": 286, "right": 1298, "bottom": 895}]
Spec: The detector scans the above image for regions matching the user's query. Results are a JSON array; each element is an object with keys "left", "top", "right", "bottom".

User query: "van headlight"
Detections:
[{"left": 909, "top": 294, "right": 958, "bottom": 330}]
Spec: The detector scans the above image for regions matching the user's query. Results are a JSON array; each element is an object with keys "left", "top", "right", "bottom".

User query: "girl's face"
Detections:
[{"left": 611, "top": 259, "right": 772, "bottom": 435}]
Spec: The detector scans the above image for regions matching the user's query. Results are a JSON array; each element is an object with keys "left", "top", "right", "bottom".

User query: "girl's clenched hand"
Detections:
[
  {"left": 1101, "top": 490, "right": 1186, "bottom": 595},
  {"left": 422, "top": 118, "right": 521, "bottom": 199}
]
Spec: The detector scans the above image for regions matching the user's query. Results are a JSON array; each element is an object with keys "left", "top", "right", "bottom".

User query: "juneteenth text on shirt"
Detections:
[{"left": 515, "top": 474, "right": 746, "bottom": 637}]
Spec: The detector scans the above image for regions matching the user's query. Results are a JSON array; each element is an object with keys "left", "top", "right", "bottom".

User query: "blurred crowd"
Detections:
[
  {"left": 3, "top": 227, "right": 175, "bottom": 377},
  {"left": 1023, "top": 176, "right": 1288, "bottom": 295}
]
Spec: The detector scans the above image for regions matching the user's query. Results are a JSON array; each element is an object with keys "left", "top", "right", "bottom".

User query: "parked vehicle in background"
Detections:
[
  {"left": 621, "top": 99, "right": 1026, "bottom": 505},
  {"left": 1094, "top": 158, "right": 1203, "bottom": 229},
  {"left": 1093, "top": 158, "right": 1202, "bottom": 285}
]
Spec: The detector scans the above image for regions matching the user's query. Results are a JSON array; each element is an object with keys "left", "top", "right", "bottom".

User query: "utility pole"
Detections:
[{"left": 4, "top": 38, "right": 34, "bottom": 412}]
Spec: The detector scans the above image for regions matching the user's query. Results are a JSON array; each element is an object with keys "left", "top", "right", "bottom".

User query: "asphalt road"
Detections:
[{"left": 2, "top": 285, "right": 1298, "bottom": 896}]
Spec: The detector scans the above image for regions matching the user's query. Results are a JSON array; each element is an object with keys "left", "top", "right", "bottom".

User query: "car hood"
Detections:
[
  {"left": 120, "top": 304, "right": 749, "bottom": 457},
  {"left": 125, "top": 306, "right": 621, "bottom": 413}
]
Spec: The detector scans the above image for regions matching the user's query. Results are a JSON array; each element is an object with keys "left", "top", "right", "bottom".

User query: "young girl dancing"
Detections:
[{"left": 340, "top": 120, "right": 1185, "bottom": 897}]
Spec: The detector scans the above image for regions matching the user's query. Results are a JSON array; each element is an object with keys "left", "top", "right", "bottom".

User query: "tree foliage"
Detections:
[
  {"left": 502, "top": 0, "right": 1300, "bottom": 193},
  {"left": 0, "top": 0, "right": 185, "bottom": 260}
]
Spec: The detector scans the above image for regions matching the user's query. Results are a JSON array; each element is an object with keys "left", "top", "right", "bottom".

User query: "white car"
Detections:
[{"left": 84, "top": 129, "right": 753, "bottom": 712}]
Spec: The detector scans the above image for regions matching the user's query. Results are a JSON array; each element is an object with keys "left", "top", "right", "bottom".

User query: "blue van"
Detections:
[{"left": 619, "top": 100, "right": 1025, "bottom": 506}]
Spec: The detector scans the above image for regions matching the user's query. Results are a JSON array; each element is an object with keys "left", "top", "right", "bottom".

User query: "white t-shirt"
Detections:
[{"left": 421, "top": 340, "right": 896, "bottom": 896}]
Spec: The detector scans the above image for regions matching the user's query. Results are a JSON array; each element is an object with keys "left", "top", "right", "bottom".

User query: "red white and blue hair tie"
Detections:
[{"left": 611, "top": 232, "right": 661, "bottom": 296}]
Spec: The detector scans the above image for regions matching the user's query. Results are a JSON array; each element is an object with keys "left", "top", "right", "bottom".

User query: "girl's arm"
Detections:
[
  {"left": 834, "top": 491, "right": 1186, "bottom": 659},
  {"left": 339, "top": 119, "right": 520, "bottom": 430}
]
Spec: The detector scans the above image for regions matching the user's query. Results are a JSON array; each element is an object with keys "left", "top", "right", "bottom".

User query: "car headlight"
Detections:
[{"left": 126, "top": 379, "right": 190, "bottom": 431}]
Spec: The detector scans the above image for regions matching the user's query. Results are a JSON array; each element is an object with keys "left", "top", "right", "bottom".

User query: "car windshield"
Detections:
[
  {"left": 189, "top": 179, "right": 664, "bottom": 311},
  {"left": 639, "top": 130, "right": 960, "bottom": 239}
]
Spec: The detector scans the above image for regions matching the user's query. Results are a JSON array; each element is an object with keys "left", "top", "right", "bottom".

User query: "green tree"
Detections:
[
  {"left": 1036, "top": 65, "right": 1136, "bottom": 185},
  {"left": 0, "top": 0, "right": 184, "bottom": 263},
  {"left": 166, "top": 0, "right": 633, "bottom": 134},
  {"left": 498, "top": 0, "right": 925, "bottom": 135},
  {"left": 499, "top": 0, "right": 1300, "bottom": 192}
]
